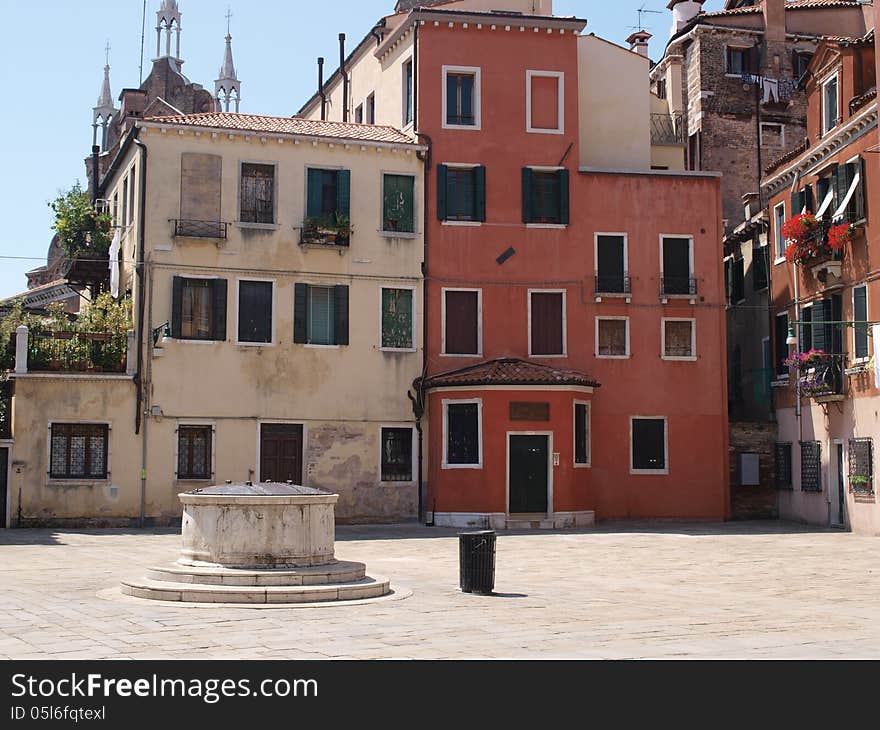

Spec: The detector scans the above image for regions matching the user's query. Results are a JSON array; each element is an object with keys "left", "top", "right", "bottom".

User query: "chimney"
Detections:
[
  {"left": 668, "top": 0, "right": 705, "bottom": 37},
  {"left": 626, "top": 30, "right": 652, "bottom": 58},
  {"left": 339, "top": 33, "right": 348, "bottom": 123},
  {"left": 318, "top": 57, "right": 326, "bottom": 121},
  {"left": 763, "top": 0, "right": 786, "bottom": 43}
]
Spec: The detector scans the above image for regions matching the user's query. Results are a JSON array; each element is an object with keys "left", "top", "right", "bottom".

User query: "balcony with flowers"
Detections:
[
  {"left": 782, "top": 212, "right": 856, "bottom": 285},
  {"left": 783, "top": 348, "right": 847, "bottom": 402}
]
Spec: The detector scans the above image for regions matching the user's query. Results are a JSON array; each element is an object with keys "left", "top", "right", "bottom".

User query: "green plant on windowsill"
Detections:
[
  {"left": 302, "top": 213, "right": 352, "bottom": 245},
  {"left": 850, "top": 474, "right": 871, "bottom": 487}
]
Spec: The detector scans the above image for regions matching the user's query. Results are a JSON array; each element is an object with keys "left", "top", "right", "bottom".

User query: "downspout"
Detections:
[
  {"left": 412, "top": 129, "right": 430, "bottom": 524},
  {"left": 133, "top": 135, "right": 148, "bottom": 528},
  {"left": 339, "top": 34, "right": 348, "bottom": 123},
  {"left": 318, "top": 57, "right": 327, "bottom": 121}
]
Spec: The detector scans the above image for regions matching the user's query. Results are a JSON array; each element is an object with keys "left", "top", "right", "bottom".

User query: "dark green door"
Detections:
[
  {"left": 509, "top": 435, "right": 549, "bottom": 514},
  {"left": 0, "top": 448, "right": 7, "bottom": 528}
]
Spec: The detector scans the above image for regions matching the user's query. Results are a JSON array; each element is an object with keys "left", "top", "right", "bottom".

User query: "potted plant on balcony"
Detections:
[
  {"left": 301, "top": 213, "right": 352, "bottom": 246},
  {"left": 784, "top": 348, "right": 826, "bottom": 369},
  {"left": 827, "top": 222, "right": 855, "bottom": 252}
]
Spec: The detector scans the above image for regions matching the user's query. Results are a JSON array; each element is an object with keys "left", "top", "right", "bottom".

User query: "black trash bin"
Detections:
[{"left": 459, "top": 530, "right": 496, "bottom": 594}]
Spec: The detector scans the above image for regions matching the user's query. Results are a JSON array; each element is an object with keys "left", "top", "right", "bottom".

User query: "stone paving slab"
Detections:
[{"left": 0, "top": 521, "right": 879, "bottom": 658}]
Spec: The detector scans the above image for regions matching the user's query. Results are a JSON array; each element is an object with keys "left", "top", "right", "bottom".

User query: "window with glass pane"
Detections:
[
  {"left": 575, "top": 403, "right": 590, "bottom": 465},
  {"left": 178, "top": 426, "right": 212, "bottom": 480},
  {"left": 366, "top": 93, "right": 375, "bottom": 124},
  {"left": 446, "top": 72, "right": 475, "bottom": 126},
  {"left": 237, "top": 280, "right": 273, "bottom": 343},
  {"left": 382, "top": 288, "right": 413, "bottom": 349},
  {"left": 664, "top": 320, "right": 693, "bottom": 358},
  {"left": 854, "top": 285, "right": 868, "bottom": 359},
  {"left": 774, "top": 442, "right": 792, "bottom": 489},
  {"left": 307, "top": 169, "right": 340, "bottom": 220},
  {"left": 181, "top": 279, "right": 214, "bottom": 340},
  {"left": 240, "top": 163, "right": 275, "bottom": 223},
  {"left": 823, "top": 76, "right": 838, "bottom": 134},
  {"left": 383, "top": 175, "right": 415, "bottom": 232},
  {"left": 597, "top": 318, "right": 627, "bottom": 356},
  {"left": 446, "top": 403, "right": 479, "bottom": 465},
  {"left": 404, "top": 60, "right": 413, "bottom": 125},
  {"left": 381, "top": 427, "right": 413, "bottom": 481},
  {"left": 774, "top": 203, "right": 786, "bottom": 258},
  {"left": 50, "top": 424, "right": 108, "bottom": 479},
  {"left": 531, "top": 171, "right": 561, "bottom": 224},
  {"left": 447, "top": 167, "right": 477, "bottom": 220},
  {"left": 308, "top": 286, "right": 336, "bottom": 345},
  {"left": 632, "top": 418, "right": 666, "bottom": 471}
]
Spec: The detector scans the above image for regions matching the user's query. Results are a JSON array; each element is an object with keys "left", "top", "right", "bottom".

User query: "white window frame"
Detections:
[
  {"left": 524, "top": 165, "right": 568, "bottom": 229},
  {"left": 46, "top": 420, "right": 112, "bottom": 484},
  {"left": 441, "top": 287, "right": 482, "bottom": 357},
  {"left": 759, "top": 122, "right": 785, "bottom": 149},
  {"left": 775, "top": 311, "right": 790, "bottom": 381},
  {"left": 573, "top": 400, "right": 591, "bottom": 469},
  {"left": 658, "top": 234, "right": 695, "bottom": 301},
  {"left": 528, "top": 288, "right": 567, "bottom": 358},
  {"left": 661, "top": 317, "right": 697, "bottom": 361},
  {"left": 174, "top": 421, "right": 217, "bottom": 482},
  {"left": 442, "top": 65, "right": 482, "bottom": 131},
  {"left": 773, "top": 201, "right": 786, "bottom": 264},
  {"left": 301, "top": 282, "right": 343, "bottom": 349},
  {"left": 234, "top": 277, "right": 276, "bottom": 347},
  {"left": 442, "top": 398, "right": 483, "bottom": 470},
  {"left": 379, "top": 285, "right": 417, "bottom": 353},
  {"left": 822, "top": 72, "right": 840, "bottom": 137},
  {"left": 378, "top": 424, "right": 417, "bottom": 485},
  {"left": 526, "top": 70, "right": 565, "bottom": 135},
  {"left": 403, "top": 57, "right": 415, "bottom": 129},
  {"left": 630, "top": 416, "right": 669, "bottom": 476},
  {"left": 593, "top": 232, "right": 629, "bottom": 299},
  {"left": 380, "top": 170, "right": 419, "bottom": 238},
  {"left": 440, "top": 162, "right": 483, "bottom": 227},
  {"left": 237, "top": 160, "right": 279, "bottom": 229},
  {"left": 595, "top": 316, "right": 630, "bottom": 359},
  {"left": 852, "top": 284, "right": 870, "bottom": 364}
]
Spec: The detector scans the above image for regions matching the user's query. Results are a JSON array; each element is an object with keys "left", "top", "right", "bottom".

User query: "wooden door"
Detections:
[
  {"left": 260, "top": 425, "right": 303, "bottom": 484},
  {"left": 509, "top": 435, "right": 549, "bottom": 514}
]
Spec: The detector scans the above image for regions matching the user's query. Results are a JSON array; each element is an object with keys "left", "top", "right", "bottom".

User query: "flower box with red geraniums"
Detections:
[
  {"left": 827, "top": 223, "right": 854, "bottom": 252},
  {"left": 782, "top": 212, "right": 818, "bottom": 246}
]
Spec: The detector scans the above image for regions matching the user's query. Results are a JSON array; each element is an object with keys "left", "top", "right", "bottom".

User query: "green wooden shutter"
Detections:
[
  {"left": 212, "top": 279, "right": 227, "bottom": 341},
  {"left": 857, "top": 156, "right": 867, "bottom": 221},
  {"left": 522, "top": 168, "right": 533, "bottom": 223},
  {"left": 171, "top": 276, "right": 183, "bottom": 339},
  {"left": 854, "top": 285, "right": 868, "bottom": 358},
  {"left": 293, "top": 283, "right": 309, "bottom": 344},
  {"left": 792, "top": 190, "right": 801, "bottom": 215},
  {"left": 334, "top": 285, "right": 349, "bottom": 346},
  {"left": 725, "top": 259, "right": 733, "bottom": 303},
  {"left": 437, "top": 165, "right": 448, "bottom": 221},
  {"left": 558, "top": 169, "right": 569, "bottom": 225},
  {"left": 812, "top": 298, "right": 826, "bottom": 352},
  {"left": 307, "top": 169, "right": 324, "bottom": 219},
  {"left": 832, "top": 165, "right": 848, "bottom": 214},
  {"left": 474, "top": 165, "right": 486, "bottom": 222},
  {"left": 336, "top": 169, "right": 351, "bottom": 218},
  {"left": 804, "top": 185, "right": 814, "bottom": 214}
]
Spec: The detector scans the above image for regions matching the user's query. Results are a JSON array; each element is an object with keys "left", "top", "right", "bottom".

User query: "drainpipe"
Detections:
[
  {"left": 133, "top": 135, "right": 148, "bottom": 527},
  {"left": 339, "top": 34, "right": 348, "bottom": 123},
  {"left": 318, "top": 57, "right": 326, "bottom": 121},
  {"left": 415, "top": 127, "right": 432, "bottom": 525}
]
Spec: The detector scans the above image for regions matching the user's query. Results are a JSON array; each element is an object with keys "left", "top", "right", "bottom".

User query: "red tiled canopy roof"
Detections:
[
  {"left": 143, "top": 112, "right": 419, "bottom": 146},
  {"left": 423, "top": 358, "right": 600, "bottom": 389}
]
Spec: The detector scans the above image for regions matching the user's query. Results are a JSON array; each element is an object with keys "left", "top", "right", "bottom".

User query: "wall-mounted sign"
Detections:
[{"left": 509, "top": 402, "right": 550, "bottom": 421}]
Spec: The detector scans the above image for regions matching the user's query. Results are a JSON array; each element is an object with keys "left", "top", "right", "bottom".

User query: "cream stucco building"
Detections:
[{"left": 6, "top": 113, "right": 426, "bottom": 526}]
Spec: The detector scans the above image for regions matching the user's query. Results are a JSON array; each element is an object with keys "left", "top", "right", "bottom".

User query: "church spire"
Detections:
[
  {"left": 215, "top": 9, "right": 241, "bottom": 112},
  {"left": 156, "top": 0, "right": 183, "bottom": 66},
  {"left": 92, "top": 42, "right": 117, "bottom": 150}
]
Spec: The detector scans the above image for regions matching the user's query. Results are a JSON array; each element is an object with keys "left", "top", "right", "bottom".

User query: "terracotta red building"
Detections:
[{"left": 301, "top": 0, "right": 729, "bottom": 528}]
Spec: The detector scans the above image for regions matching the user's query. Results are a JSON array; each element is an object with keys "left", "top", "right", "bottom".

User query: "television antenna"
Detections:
[{"left": 629, "top": 4, "right": 662, "bottom": 33}]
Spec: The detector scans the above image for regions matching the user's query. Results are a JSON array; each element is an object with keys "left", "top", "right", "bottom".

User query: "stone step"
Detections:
[
  {"left": 121, "top": 574, "right": 391, "bottom": 604},
  {"left": 145, "top": 560, "right": 366, "bottom": 587}
]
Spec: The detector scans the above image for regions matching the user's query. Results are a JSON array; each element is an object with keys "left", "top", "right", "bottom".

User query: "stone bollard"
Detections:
[{"left": 14, "top": 326, "right": 28, "bottom": 374}]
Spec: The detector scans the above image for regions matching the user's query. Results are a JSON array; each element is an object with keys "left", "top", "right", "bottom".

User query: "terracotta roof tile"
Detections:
[
  {"left": 704, "top": 1, "right": 864, "bottom": 18},
  {"left": 423, "top": 358, "right": 600, "bottom": 389},
  {"left": 144, "top": 112, "right": 419, "bottom": 146}
]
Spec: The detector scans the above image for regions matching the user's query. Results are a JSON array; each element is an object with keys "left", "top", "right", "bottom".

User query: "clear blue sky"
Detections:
[{"left": 0, "top": 0, "right": 724, "bottom": 299}]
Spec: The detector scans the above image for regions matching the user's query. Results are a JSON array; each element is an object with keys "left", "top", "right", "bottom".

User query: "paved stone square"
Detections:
[{"left": 0, "top": 521, "right": 878, "bottom": 659}]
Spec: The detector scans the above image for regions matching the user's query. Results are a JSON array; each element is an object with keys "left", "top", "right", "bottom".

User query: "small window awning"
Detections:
[
  {"left": 815, "top": 187, "right": 835, "bottom": 217},
  {"left": 832, "top": 171, "right": 861, "bottom": 222}
]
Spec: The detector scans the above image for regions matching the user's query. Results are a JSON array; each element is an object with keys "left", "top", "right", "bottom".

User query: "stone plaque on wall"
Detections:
[{"left": 509, "top": 402, "right": 550, "bottom": 421}]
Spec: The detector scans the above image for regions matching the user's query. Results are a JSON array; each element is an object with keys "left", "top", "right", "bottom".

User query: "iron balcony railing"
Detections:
[
  {"left": 798, "top": 353, "right": 847, "bottom": 400},
  {"left": 594, "top": 274, "right": 631, "bottom": 295},
  {"left": 650, "top": 112, "right": 684, "bottom": 145},
  {"left": 173, "top": 219, "right": 229, "bottom": 239},
  {"left": 299, "top": 221, "right": 351, "bottom": 248},
  {"left": 660, "top": 276, "right": 697, "bottom": 296},
  {"left": 27, "top": 331, "right": 127, "bottom": 374}
]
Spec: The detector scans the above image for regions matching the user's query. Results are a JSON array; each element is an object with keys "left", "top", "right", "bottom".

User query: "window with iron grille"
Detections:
[
  {"left": 800, "top": 441, "right": 822, "bottom": 492},
  {"left": 664, "top": 319, "right": 694, "bottom": 359},
  {"left": 381, "top": 427, "right": 413, "bottom": 482},
  {"left": 178, "top": 426, "right": 212, "bottom": 480},
  {"left": 50, "top": 424, "right": 108, "bottom": 480},
  {"left": 240, "top": 163, "right": 275, "bottom": 224},
  {"left": 774, "top": 442, "right": 792, "bottom": 489},
  {"left": 848, "top": 438, "right": 873, "bottom": 494}
]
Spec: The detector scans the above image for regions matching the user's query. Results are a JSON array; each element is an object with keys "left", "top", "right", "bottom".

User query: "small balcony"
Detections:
[
  {"left": 299, "top": 217, "right": 351, "bottom": 249},
  {"left": 797, "top": 353, "right": 847, "bottom": 401},
  {"left": 9, "top": 327, "right": 134, "bottom": 376},
  {"left": 594, "top": 274, "right": 631, "bottom": 296},
  {"left": 173, "top": 219, "right": 229, "bottom": 239},
  {"left": 660, "top": 276, "right": 697, "bottom": 297},
  {"left": 650, "top": 113, "right": 684, "bottom": 145}
]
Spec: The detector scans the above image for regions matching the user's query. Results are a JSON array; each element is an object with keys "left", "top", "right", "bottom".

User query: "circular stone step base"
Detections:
[
  {"left": 144, "top": 560, "right": 367, "bottom": 587},
  {"left": 120, "top": 574, "right": 391, "bottom": 605}
]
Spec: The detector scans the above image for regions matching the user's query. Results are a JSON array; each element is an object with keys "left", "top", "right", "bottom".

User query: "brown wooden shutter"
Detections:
[
  {"left": 531, "top": 292, "right": 563, "bottom": 355},
  {"left": 444, "top": 290, "right": 478, "bottom": 355},
  {"left": 171, "top": 276, "right": 183, "bottom": 339},
  {"left": 180, "top": 153, "right": 222, "bottom": 222}
]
